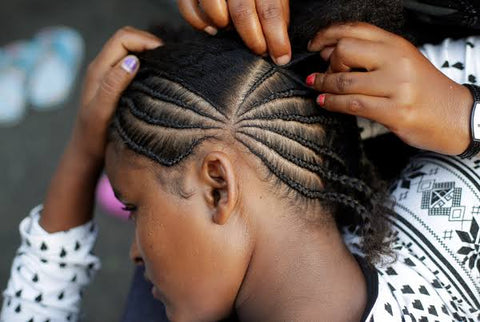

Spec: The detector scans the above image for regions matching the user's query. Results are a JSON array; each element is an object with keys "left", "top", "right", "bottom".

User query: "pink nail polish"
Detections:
[
  {"left": 306, "top": 74, "right": 316, "bottom": 86},
  {"left": 317, "top": 94, "right": 326, "bottom": 106}
]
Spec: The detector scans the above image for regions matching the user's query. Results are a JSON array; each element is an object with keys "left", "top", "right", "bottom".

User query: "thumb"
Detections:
[{"left": 96, "top": 55, "right": 139, "bottom": 108}]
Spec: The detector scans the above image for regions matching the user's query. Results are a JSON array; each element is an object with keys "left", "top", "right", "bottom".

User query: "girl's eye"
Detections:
[{"left": 121, "top": 204, "right": 138, "bottom": 221}]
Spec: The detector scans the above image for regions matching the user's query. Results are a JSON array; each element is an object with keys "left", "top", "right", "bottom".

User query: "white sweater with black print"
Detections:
[
  {"left": 345, "top": 154, "right": 480, "bottom": 321},
  {"left": 2, "top": 37, "right": 480, "bottom": 321}
]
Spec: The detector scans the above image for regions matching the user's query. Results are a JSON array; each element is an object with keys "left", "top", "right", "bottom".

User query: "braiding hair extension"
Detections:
[{"left": 109, "top": 0, "right": 404, "bottom": 263}]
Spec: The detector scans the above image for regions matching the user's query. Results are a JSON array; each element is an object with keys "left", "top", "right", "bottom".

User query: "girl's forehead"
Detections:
[{"left": 106, "top": 142, "right": 155, "bottom": 172}]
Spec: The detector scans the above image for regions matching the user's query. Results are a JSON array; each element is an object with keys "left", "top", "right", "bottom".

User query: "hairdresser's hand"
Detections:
[
  {"left": 306, "top": 22, "right": 472, "bottom": 155},
  {"left": 41, "top": 27, "right": 162, "bottom": 232},
  {"left": 177, "top": 0, "right": 291, "bottom": 65}
]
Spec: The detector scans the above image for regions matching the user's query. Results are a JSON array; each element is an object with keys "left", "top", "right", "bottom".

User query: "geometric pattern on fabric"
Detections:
[{"left": 354, "top": 153, "right": 480, "bottom": 321}]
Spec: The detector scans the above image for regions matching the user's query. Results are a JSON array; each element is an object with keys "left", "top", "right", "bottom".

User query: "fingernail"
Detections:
[
  {"left": 317, "top": 94, "right": 326, "bottom": 106},
  {"left": 204, "top": 26, "right": 218, "bottom": 36},
  {"left": 306, "top": 73, "right": 316, "bottom": 87},
  {"left": 274, "top": 55, "right": 291, "bottom": 66},
  {"left": 121, "top": 56, "right": 139, "bottom": 74},
  {"left": 147, "top": 40, "right": 164, "bottom": 49},
  {"left": 307, "top": 40, "right": 312, "bottom": 51}
]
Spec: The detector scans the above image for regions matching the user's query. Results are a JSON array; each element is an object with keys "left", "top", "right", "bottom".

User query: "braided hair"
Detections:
[{"left": 109, "top": 0, "right": 404, "bottom": 263}]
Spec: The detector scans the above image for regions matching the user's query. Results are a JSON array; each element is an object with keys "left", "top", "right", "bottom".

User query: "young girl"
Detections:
[{"left": 2, "top": 1, "right": 480, "bottom": 322}]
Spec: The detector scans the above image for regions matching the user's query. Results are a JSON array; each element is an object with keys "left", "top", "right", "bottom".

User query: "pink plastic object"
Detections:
[{"left": 96, "top": 174, "right": 130, "bottom": 220}]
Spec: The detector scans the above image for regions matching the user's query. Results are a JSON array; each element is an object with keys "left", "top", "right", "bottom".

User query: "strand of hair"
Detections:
[
  {"left": 239, "top": 123, "right": 347, "bottom": 170},
  {"left": 241, "top": 113, "right": 339, "bottom": 125}
]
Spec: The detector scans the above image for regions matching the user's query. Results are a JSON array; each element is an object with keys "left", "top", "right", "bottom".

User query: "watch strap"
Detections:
[{"left": 458, "top": 84, "right": 480, "bottom": 159}]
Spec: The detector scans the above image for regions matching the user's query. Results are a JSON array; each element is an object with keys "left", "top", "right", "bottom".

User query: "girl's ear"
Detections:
[{"left": 200, "top": 151, "right": 238, "bottom": 225}]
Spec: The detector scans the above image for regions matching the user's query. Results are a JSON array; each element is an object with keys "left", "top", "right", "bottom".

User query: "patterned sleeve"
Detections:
[
  {"left": 420, "top": 36, "right": 480, "bottom": 85},
  {"left": 0, "top": 206, "right": 100, "bottom": 322}
]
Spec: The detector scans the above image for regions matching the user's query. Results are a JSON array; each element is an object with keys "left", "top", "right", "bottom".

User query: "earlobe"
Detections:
[{"left": 201, "top": 152, "right": 238, "bottom": 225}]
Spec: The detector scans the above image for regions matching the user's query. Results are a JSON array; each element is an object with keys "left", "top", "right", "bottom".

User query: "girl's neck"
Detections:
[{"left": 235, "top": 205, "right": 367, "bottom": 321}]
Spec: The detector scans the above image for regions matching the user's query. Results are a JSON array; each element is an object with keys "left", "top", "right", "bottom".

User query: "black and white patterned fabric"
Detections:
[
  {"left": 421, "top": 36, "right": 480, "bottom": 86},
  {"left": 346, "top": 154, "right": 480, "bottom": 321},
  {"left": 0, "top": 206, "right": 100, "bottom": 322}
]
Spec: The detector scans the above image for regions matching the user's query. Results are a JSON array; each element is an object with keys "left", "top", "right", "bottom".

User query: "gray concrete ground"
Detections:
[{"left": 0, "top": 1, "right": 180, "bottom": 320}]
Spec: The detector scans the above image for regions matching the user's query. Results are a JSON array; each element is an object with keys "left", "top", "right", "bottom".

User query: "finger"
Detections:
[
  {"left": 199, "top": 0, "right": 229, "bottom": 28},
  {"left": 94, "top": 55, "right": 140, "bottom": 119},
  {"left": 316, "top": 93, "right": 395, "bottom": 126},
  {"left": 83, "top": 27, "right": 161, "bottom": 104},
  {"left": 308, "top": 22, "right": 395, "bottom": 52},
  {"left": 89, "top": 27, "right": 161, "bottom": 81},
  {"left": 307, "top": 71, "right": 391, "bottom": 97},
  {"left": 326, "top": 38, "right": 385, "bottom": 72},
  {"left": 320, "top": 46, "right": 335, "bottom": 61},
  {"left": 256, "top": 0, "right": 291, "bottom": 65},
  {"left": 281, "top": 0, "right": 290, "bottom": 25},
  {"left": 177, "top": 0, "right": 218, "bottom": 35},
  {"left": 229, "top": 0, "right": 267, "bottom": 55}
]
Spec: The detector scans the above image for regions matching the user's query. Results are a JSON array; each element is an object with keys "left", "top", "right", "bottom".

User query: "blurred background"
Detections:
[{"left": 0, "top": 0, "right": 181, "bottom": 320}]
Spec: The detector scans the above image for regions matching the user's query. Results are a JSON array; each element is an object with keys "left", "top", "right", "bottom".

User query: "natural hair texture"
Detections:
[{"left": 110, "top": 0, "right": 403, "bottom": 263}]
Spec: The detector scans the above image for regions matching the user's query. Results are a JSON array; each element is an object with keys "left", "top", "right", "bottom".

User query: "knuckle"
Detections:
[
  {"left": 337, "top": 22, "right": 358, "bottom": 34},
  {"left": 99, "top": 71, "right": 123, "bottom": 98},
  {"left": 258, "top": 2, "right": 282, "bottom": 21},
  {"left": 398, "top": 56, "right": 414, "bottom": 74},
  {"left": 115, "top": 26, "right": 133, "bottom": 39},
  {"left": 347, "top": 98, "right": 363, "bottom": 113},
  {"left": 230, "top": 3, "right": 255, "bottom": 22},
  {"left": 335, "top": 74, "right": 353, "bottom": 93},
  {"left": 335, "top": 38, "right": 350, "bottom": 55}
]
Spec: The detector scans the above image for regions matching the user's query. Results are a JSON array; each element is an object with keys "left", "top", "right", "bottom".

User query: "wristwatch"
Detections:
[{"left": 458, "top": 84, "right": 480, "bottom": 159}]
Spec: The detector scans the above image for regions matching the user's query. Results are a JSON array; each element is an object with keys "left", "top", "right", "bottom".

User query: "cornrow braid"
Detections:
[
  {"left": 109, "top": 30, "right": 394, "bottom": 263},
  {"left": 240, "top": 123, "right": 348, "bottom": 170}
]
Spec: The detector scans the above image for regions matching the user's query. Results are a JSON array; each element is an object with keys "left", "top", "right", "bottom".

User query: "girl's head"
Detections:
[{"left": 106, "top": 0, "right": 403, "bottom": 320}]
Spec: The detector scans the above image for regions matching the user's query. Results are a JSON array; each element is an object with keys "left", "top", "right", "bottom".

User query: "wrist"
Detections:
[
  {"left": 455, "top": 84, "right": 473, "bottom": 154},
  {"left": 40, "top": 131, "right": 105, "bottom": 233},
  {"left": 68, "top": 126, "right": 106, "bottom": 168},
  {"left": 437, "top": 83, "right": 472, "bottom": 155}
]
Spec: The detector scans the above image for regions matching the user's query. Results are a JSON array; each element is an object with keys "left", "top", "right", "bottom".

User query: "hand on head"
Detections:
[
  {"left": 73, "top": 26, "right": 162, "bottom": 164},
  {"left": 177, "top": 0, "right": 291, "bottom": 65},
  {"left": 306, "top": 22, "right": 472, "bottom": 155}
]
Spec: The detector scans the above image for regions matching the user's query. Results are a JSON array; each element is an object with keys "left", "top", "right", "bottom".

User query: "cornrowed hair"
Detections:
[{"left": 109, "top": 0, "right": 404, "bottom": 263}]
